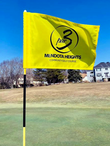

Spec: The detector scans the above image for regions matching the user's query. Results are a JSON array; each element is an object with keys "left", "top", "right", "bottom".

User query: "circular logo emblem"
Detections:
[{"left": 50, "top": 25, "right": 79, "bottom": 53}]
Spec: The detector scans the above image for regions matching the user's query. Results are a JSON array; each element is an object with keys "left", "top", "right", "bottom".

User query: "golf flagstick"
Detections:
[{"left": 23, "top": 68, "right": 26, "bottom": 146}]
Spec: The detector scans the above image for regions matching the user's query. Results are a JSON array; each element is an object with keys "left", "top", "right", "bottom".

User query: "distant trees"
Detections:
[
  {"left": 45, "top": 69, "right": 65, "bottom": 84},
  {"left": 0, "top": 60, "right": 10, "bottom": 89},
  {"left": 33, "top": 69, "right": 65, "bottom": 84},
  {"left": 26, "top": 69, "right": 34, "bottom": 86},
  {"left": 0, "top": 58, "right": 23, "bottom": 89},
  {"left": 33, "top": 69, "right": 46, "bottom": 82},
  {"left": 0, "top": 58, "right": 82, "bottom": 89},
  {"left": 68, "top": 70, "right": 82, "bottom": 82},
  {"left": 10, "top": 58, "right": 23, "bottom": 87},
  {"left": 33, "top": 69, "right": 82, "bottom": 84}
]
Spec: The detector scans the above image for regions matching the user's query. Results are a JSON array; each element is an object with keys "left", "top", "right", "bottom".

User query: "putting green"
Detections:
[{"left": 0, "top": 105, "right": 110, "bottom": 146}]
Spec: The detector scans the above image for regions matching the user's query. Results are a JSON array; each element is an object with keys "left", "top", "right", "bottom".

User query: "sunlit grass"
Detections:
[
  {"left": 0, "top": 82, "right": 110, "bottom": 145},
  {"left": 0, "top": 107, "right": 110, "bottom": 146}
]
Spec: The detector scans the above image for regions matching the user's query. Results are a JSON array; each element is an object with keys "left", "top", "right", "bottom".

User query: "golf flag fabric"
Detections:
[{"left": 23, "top": 12, "right": 100, "bottom": 70}]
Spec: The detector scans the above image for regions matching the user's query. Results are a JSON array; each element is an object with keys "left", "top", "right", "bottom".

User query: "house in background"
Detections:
[
  {"left": 87, "top": 71, "right": 94, "bottom": 82},
  {"left": 94, "top": 62, "right": 110, "bottom": 82},
  {"left": 87, "top": 62, "right": 110, "bottom": 82}
]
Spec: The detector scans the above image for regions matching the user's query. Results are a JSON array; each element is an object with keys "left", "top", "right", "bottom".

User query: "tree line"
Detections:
[
  {"left": 33, "top": 69, "right": 82, "bottom": 84},
  {"left": 0, "top": 58, "right": 82, "bottom": 89}
]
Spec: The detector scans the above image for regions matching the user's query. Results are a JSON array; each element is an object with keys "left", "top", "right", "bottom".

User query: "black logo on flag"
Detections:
[{"left": 50, "top": 25, "right": 79, "bottom": 53}]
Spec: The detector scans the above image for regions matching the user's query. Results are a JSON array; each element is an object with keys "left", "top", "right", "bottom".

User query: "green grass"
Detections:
[
  {"left": 0, "top": 83, "right": 110, "bottom": 145},
  {"left": 0, "top": 106, "right": 110, "bottom": 146}
]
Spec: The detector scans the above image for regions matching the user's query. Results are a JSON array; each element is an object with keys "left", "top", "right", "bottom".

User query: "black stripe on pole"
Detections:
[{"left": 23, "top": 74, "right": 26, "bottom": 127}]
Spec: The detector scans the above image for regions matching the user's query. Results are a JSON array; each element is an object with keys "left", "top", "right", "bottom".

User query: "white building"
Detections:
[
  {"left": 87, "top": 71, "right": 94, "bottom": 82},
  {"left": 87, "top": 62, "right": 110, "bottom": 82},
  {"left": 94, "top": 62, "right": 110, "bottom": 81}
]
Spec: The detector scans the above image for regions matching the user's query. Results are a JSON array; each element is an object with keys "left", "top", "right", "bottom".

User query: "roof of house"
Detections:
[{"left": 94, "top": 62, "right": 110, "bottom": 68}]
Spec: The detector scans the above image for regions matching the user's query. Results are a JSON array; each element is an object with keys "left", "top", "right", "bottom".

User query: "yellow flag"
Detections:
[{"left": 23, "top": 12, "right": 100, "bottom": 70}]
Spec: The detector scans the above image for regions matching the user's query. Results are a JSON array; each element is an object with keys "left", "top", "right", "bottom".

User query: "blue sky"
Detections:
[{"left": 0, "top": 0, "right": 110, "bottom": 65}]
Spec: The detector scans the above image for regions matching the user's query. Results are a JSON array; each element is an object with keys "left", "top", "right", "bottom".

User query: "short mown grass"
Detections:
[
  {"left": 0, "top": 107, "right": 110, "bottom": 146},
  {"left": 0, "top": 82, "right": 110, "bottom": 145}
]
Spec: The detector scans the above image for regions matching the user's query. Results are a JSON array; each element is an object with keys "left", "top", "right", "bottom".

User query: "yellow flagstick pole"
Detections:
[
  {"left": 23, "top": 10, "right": 27, "bottom": 146},
  {"left": 23, "top": 68, "right": 26, "bottom": 146}
]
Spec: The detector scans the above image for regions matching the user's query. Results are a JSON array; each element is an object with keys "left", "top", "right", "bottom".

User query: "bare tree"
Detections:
[
  {"left": 10, "top": 58, "right": 23, "bottom": 87},
  {"left": 0, "top": 58, "right": 23, "bottom": 89},
  {"left": 26, "top": 69, "right": 34, "bottom": 86},
  {"left": 0, "top": 61, "right": 10, "bottom": 88}
]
